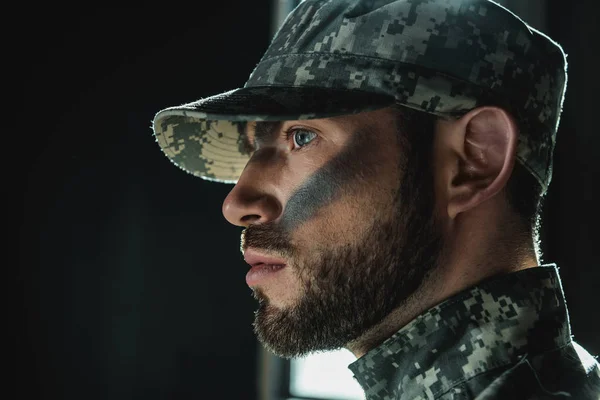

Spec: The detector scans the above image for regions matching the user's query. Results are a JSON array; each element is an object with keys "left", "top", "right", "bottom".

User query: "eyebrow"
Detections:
[{"left": 245, "top": 121, "right": 282, "bottom": 151}]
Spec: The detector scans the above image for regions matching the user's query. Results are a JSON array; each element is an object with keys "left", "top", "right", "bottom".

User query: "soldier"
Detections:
[{"left": 152, "top": 0, "right": 600, "bottom": 398}]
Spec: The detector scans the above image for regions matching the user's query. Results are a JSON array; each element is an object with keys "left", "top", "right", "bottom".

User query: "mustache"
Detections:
[{"left": 241, "top": 222, "right": 295, "bottom": 257}]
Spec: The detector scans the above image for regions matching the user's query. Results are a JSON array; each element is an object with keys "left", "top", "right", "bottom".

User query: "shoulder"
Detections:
[{"left": 437, "top": 342, "right": 600, "bottom": 400}]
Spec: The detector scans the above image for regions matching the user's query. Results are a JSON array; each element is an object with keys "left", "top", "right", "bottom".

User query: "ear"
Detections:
[{"left": 436, "top": 106, "right": 518, "bottom": 219}]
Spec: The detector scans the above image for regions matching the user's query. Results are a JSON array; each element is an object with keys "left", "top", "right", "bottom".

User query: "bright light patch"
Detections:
[
  {"left": 289, "top": 349, "right": 365, "bottom": 400},
  {"left": 574, "top": 342, "right": 599, "bottom": 374}
]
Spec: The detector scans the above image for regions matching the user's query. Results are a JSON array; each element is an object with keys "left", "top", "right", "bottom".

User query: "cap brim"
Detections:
[{"left": 152, "top": 86, "right": 395, "bottom": 183}]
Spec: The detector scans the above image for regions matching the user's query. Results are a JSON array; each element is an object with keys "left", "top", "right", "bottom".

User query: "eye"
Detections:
[{"left": 288, "top": 128, "right": 317, "bottom": 149}]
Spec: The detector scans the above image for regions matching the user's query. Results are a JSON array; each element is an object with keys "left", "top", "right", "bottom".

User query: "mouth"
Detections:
[{"left": 244, "top": 249, "right": 287, "bottom": 286}]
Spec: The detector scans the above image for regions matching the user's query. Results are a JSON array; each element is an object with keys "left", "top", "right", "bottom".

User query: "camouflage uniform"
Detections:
[{"left": 348, "top": 265, "right": 600, "bottom": 399}]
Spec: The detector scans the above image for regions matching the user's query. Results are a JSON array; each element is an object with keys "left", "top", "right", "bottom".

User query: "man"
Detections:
[{"left": 152, "top": 0, "right": 599, "bottom": 398}]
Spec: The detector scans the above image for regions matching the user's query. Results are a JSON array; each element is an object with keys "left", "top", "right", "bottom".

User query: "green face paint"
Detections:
[{"left": 281, "top": 126, "right": 376, "bottom": 233}]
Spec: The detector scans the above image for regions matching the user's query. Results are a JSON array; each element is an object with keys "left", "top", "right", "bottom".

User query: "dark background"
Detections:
[{"left": 14, "top": 2, "right": 599, "bottom": 400}]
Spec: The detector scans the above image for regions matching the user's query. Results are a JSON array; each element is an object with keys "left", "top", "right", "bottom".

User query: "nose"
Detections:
[{"left": 222, "top": 150, "right": 283, "bottom": 227}]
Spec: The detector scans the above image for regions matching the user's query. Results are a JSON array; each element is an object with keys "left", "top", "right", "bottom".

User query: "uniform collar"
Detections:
[{"left": 348, "top": 264, "right": 571, "bottom": 400}]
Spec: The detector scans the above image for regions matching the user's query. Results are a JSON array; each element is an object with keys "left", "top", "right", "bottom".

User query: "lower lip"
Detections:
[{"left": 246, "top": 264, "right": 286, "bottom": 286}]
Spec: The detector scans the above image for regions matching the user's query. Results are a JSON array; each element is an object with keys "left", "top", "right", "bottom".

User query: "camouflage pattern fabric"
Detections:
[
  {"left": 348, "top": 265, "right": 600, "bottom": 399},
  {"left": 153, "top": 0, "right": 567, "bottom": 192}
]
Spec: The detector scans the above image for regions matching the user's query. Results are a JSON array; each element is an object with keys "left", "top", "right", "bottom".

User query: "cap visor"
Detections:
[{"left": 153, "top": 86, "right": 395, "bottom": 183}]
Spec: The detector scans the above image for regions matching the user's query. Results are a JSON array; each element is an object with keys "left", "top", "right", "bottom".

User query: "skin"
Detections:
[{"left": 222, "top": 105, "right": 538, "bottom": 359}]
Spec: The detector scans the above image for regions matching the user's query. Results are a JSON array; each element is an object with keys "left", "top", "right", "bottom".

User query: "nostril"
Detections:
[
  {"left": 241, "top": 214, "right": 262, "bottom": 224},
  {"left": 222, "top": 187, "right": 282, "bottom": 227}
]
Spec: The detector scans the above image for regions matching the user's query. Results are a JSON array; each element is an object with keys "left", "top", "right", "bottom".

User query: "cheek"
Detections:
[
  {"left": 282, "top": 126, "right": 402, "bottom": 247},
  {"left": 289, "top": 179, "right": 398, "bottom": 251}
]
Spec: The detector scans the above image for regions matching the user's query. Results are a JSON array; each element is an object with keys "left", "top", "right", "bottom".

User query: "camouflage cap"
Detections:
[{"left": 153, "top": 0, "right": 567, "bottom": 191}]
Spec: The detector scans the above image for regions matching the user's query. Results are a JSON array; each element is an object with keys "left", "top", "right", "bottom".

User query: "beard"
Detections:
[{"left": 242, "top": 122, "right": 444, "bottom": 359}]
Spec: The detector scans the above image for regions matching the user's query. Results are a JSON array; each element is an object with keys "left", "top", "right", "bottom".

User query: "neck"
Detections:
[{"left": 346, "top": 205, "right": 539, "bottom": 358}]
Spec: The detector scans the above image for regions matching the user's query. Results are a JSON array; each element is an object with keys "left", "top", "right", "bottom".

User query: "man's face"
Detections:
[{"left": 222, "top": 106, "right": 443, "bottom": 358}]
